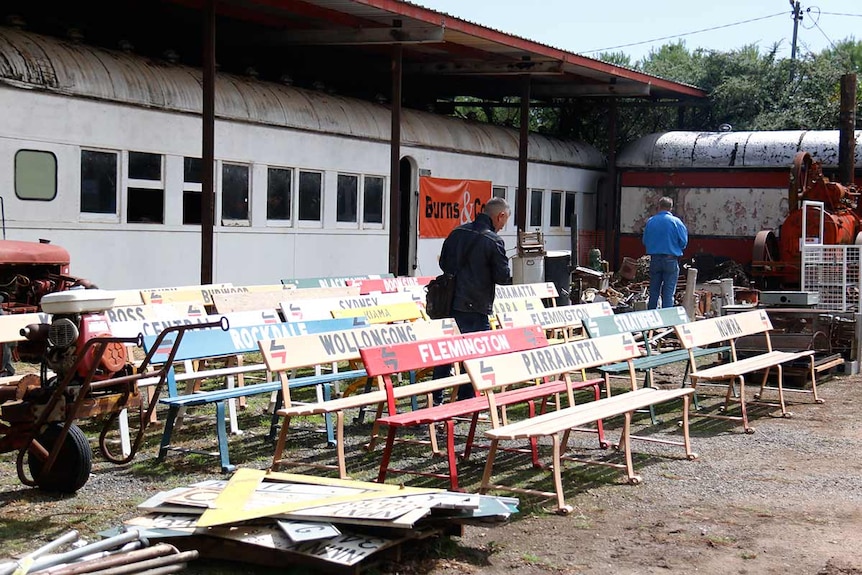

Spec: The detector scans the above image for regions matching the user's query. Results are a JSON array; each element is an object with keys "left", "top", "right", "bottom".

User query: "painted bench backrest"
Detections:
[
  {"left": 491, "top": 297, "right": 546, "bottom": 315},
  {"left": 280, "top": 291, "right": 418, "bottom": 322},
  {"left": 674, "top": 310, "right": 773, "bottom": 349},
  {"left": 465, "top": 332, "right": 642, "bottom": 393},
  {"left": 582, "top": 306, "right": 689, "bottom": 338},
  {"left": 142, "top": 317, "right": 367, "bottom": 364},
  {"left": 360, "top": 325, "right": 548, "bottom": 377},
  {"left": 494, "top": 282, "right": 559, "bottom": 300},
  {"left": 497, "top": 302, "right": 613, "bottom": 331},
  {"left": 259, "top": 318, "right": 458, "bottom": 372},
  {"left": 347, "top": 276, "right": 434, "bottom": 295},
  {"left": 330, "top": 301, "right": 425, "bottom": 324},
  {"left": 281, "top": 274, "right": 394, "bottom": 288}
]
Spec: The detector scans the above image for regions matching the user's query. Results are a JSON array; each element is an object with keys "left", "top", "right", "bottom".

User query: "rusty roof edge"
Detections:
[{"left": 348, "top": 0, "right": 706, "bottom": 98}]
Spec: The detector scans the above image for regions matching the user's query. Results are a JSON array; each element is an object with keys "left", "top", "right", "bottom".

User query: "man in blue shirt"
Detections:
[{"left": 642, "top": 196, "right": 688, "bottom": 309}]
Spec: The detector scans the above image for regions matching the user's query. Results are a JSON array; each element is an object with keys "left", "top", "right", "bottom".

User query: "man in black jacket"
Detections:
[{"left": 433, "top": 196, "right": 511, "bottom": 402}]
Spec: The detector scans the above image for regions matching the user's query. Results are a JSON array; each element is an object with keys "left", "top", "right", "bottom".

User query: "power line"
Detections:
[
  {"left": 819, "top": 12, "right": 862, "bottom": 17},
  {"left": 583, "top": 11, "right": 787, "bottom": 54}
]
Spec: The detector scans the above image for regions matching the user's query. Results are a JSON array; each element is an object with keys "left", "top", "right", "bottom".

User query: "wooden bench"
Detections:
[
  {"left": 674, "top": 310, "right": 821, "bottom": 433},
  {"left": 464, "top": 333, "right": 697, "bottom": 512},
  {"left": 144, "top": 316, "right": 368, "bottom": 472},
  {"left": 259, "top": 319, "right": 455, "bottom": 479},
  {"left": 496, "top": 301, "right": 614, "bottom": 343},
  {"left": 582, "top": 306, "right": 731, "bottom": 418},
  {"left": 360, "top": 326, "right": 611, "bottom": 491}
]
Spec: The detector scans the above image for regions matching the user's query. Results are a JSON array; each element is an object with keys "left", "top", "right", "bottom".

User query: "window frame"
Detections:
[
  {"left": 125, "top": 151, "right": 164, "bottom": 225},
  {"left": 182, "top": 156, "right": 203, "bottom": 226},
  {"left": 220, "top": 161, "right": 251, "bottom": 226},
  {"left": 335, "top": 172, "right": 360, "bottom": 228},
  {"left": 14, "top": 149, "right": 57, "bottom": 201},
  {"left": 361, "top": 174, "right": 386, "bottom": 230},
  {"left": 265, "top": 165, "right": 294, "bottom": 228},
  {"left": 79, "top": 148, "right": 120, "bottom": 223},
  {"left": 529, "top": 188, "right": 544, "bottom": 229},
  {"left": 296, "top": 169, "right": 324, "bottom": 229}
]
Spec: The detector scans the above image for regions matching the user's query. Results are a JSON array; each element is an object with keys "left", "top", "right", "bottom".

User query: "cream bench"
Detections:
[
  {"left": 674, "top": 309, "right": 820, "bottom": 433},
  {"left": 465, "top": 333, "right": 697, "bottom": 513}
]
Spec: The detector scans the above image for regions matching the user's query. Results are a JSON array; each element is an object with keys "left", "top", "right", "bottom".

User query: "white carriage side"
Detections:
[{"left": 0, "top": 27, "right": 606, "bottom": 289}]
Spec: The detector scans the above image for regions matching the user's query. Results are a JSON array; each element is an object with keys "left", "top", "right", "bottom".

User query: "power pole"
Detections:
[{"left": 789, "top": 0, "right": 802, "bottom": 81}]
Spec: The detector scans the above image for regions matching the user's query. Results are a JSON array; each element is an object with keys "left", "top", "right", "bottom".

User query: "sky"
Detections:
[{"left": 413, "top": 0, "right": 861, "bottom": 64}]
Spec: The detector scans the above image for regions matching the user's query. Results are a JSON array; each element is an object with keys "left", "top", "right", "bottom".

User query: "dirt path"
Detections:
[
  {"left": 419, "top": 376, "right": 862, "bottom": 575},
  {"left": 3, "top": 372, "right": 862, "bottom": 575}
]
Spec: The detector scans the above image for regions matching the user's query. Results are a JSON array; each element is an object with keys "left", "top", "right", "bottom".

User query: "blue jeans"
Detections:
[
  {"left": 648, "top": 255, "right": 680, "bottom": 309},
  {"left": 432, "top": 310, "right": 491, "bottom": 403}
]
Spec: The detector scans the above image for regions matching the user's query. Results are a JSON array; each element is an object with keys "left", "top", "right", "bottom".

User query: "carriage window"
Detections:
[
  {"left": 81, "top": 150, "right": 117, "bottom": 214},
  {"left": 492, "top": 186, "right": 506, "bottom": 200},
  {"left": 550, "top": 191, "right": 562, "bottom": 227},
  {"left": 221, "top": 163, "right": 249, "bottom": 221},
  {"left": 298, "top": 170, "right": 322, "bottom": 222},
  {"left": 127, "top": 188, "right": 164, "bottom": 223},
  {"left": 183, "top": 193, "right": 201, "bottom": 225},
  {"left": 15, "top": 150, "right": 57, "bottom": 201},
  {"left": 184, "top": 157, "right": 203, "bottom": 184},
  {"left": 564, "top": 192, "right": 576, "bottom": 228},
  {"left": 529, "top": 189, "right": 543, "bottom": 228},
  {"left": 183, "top": 157, "right": 202, "bottom": 225},
  {"left": 363, "top": 176, "right": 384, "bottom": 224},
  {"left": 267, "top": 167, "right": 291, "bottom": 221},
  {"left": 127, "top": 152, "right": 164, "bottom": 224},
  {"left": 337, "top": 174, "right": 358, "bottom": 223},
  {"left": 129, "top": 152, "right": 161, "bottom": 181}
]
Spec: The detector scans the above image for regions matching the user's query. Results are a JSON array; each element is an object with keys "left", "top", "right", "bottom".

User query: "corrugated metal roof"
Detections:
[{"left": 0, "top": 27, "right": 605, "bottom": 168}]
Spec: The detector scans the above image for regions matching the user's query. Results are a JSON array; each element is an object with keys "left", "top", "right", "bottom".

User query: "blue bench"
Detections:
[
  {"left": 143, "top": 316, "right": 368, "bottom": 472},
  {"left": 582, "top": 307, "right": 729, "bottom": 420}
]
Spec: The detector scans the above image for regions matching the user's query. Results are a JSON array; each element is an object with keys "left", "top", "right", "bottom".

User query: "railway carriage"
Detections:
[
  {"left": 616, "top": 130, "right": 862, "bottom": 267},
  {"left": 0, "top": 27, "right": 605, "bottom": 289}
]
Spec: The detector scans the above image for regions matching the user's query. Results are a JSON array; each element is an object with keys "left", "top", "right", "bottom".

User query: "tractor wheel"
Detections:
[{"left": 27, "top": 423, "right": 92, "bottom": 493}]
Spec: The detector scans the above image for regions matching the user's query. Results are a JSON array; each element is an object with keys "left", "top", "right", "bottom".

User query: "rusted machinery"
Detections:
[
  {"left": 0, "top": 289, "right": 225, "bottom": 492},
  {"left": 752, "top": 151, "right": 862, "bottom": 286}
]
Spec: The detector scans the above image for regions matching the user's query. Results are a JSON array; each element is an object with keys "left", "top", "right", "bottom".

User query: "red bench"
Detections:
[{"left": 359, "top": 325, "right": 607, "bottom": 491}]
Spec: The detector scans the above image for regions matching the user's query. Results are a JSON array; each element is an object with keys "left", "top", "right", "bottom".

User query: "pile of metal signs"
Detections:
[{"left": 122, "top": 469, "right": 518, "bottom": 573}]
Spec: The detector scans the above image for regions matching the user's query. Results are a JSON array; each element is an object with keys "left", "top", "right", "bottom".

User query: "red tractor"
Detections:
[
  {"left": 0, "top": 238, "right": 220, "bottom": 492},
  {"left": 752, "top": 151, "right": 862, "bottom": 287}
]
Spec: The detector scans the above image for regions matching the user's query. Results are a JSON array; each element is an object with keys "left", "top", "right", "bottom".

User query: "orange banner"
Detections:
[{"left": 419, "top": 177, "right": 493, "bottom": 238}]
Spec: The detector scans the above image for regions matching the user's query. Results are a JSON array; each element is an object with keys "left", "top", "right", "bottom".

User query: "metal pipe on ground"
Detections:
[
  {"left": 79, "top": 550, "right": 198, "bottom": 575},
  {"left": 0, "top": 531, "right": 80, "bottom": 575},
  {"left": 36, "top": 544, "right": 181, "bottom": 575},
  {"left": 17, "top": 530, "right": 146, "bottom": 574}
]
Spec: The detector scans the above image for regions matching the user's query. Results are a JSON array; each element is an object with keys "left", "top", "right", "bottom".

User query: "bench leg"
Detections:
[
  {"left": 809, "top": 357, "right": 823, "bottom": 404},
  {"left": 157, "top": 405, "right": 180, "bottom": 462},
  {"left": 737, "top": 376, "right": 752, "bottom": 433},
  {"left": 335, "top": 411, "right": 349, "bottom": 479},
  {"left": 681, "top": 395, "right": 696, "bottom": 460},
  {"left": 620, "top": 412, "right": 641, "bottom": 485},
  {"left": 444, "top": 419, "right": 459, "bottom": 492},
  {"left": 266, "top": 391, "right": 284, "bottom": 444},
  {"left": 377, "top": 427, "right": 398, "bottom": 484},
  {"left": 551, "top": 434, "right": 568, "bottom": 511},
  {"left": 215, "top": 401, "right": 235, "bottom": 473},
  {"left": 364, "top": 402, "right": 386, "bottom": 452},
  {"left": 462, "top": 413, "right": 480, "bottom": 460},
  {"left": 270, "top": 414, "right": 292, "bottom": 472},
  {"left": 479, "top": 438, "right": 500, "bottom": 495},
  {"left": 322, "top": 384, "right": 336, "bottom": 447}
]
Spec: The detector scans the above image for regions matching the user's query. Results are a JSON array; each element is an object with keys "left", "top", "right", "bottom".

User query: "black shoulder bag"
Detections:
[{"left": 425, "top": 231, "right": 487, "bottom": 319}]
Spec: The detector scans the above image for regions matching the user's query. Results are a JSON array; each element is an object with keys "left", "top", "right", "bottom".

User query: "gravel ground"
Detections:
[{"left": 2, "top": 364, "right": 862, "bottom": 574}]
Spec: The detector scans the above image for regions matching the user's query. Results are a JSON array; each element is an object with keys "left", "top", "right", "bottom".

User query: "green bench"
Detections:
[{"left": 582, "top": 306, "right": 729, "bottom": 418}]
